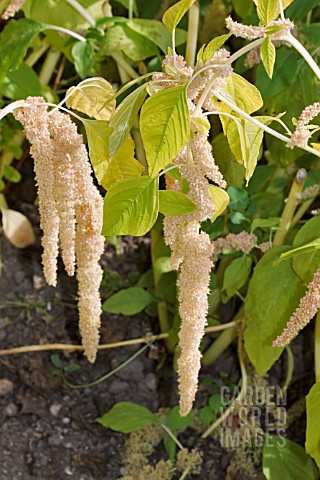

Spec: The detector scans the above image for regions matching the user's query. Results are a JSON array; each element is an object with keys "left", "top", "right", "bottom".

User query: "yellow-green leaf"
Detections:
[
  {"left": 66, "top": 77, "right": 116, "bottom": 121},
  {"left": 102, "top": 176, "right": 159, "bottom": 236},
  {"left": 306, "top": 382, "right": 320, "bottom": 467},
  {"left": 101, "top": 135, "right": 144, "bottom": 189},
  {"left": 208, "top": 185, "right": 230, "bottom": 222},
  {"left": 140, "top": 85, "right": 190, "bottom": 178},
  {"left": 253, "top": 0, "right": 294, "bottom": 25},
  {"left": 83, "top": 119, "right": 111, "bottom": 186},
  {"left": 260, "top": 37, "right": 276, "bottom": 78},
  {"left": 159, "top": 190, "right": 197, "bottom": 216},
  {"left": 199, "top": 33, "right": 231, "bottom": 63},
  {"left": 109, "top": 84, "right": 147, "bottom": 158},
  {"left": 162, "top": 0, "right": 195, "bottom": 33}
]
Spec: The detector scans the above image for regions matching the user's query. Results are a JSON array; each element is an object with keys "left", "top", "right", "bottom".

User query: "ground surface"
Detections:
[{"left": 0, "top": 162, "right": 314, "bottom": 479}]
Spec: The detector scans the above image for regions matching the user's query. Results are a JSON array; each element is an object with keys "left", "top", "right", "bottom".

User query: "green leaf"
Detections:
[
  {"left": 127, "top": 19, "right": 187, "bottom": 53},
  {"left": 158, "top": 190, "right": 197, "bottom": 216},
  {"left": 244, "top": 246, "right": 306, "bottom": 375},
  {"left": 109, "top": 84, "right": 147, "bottom": 158},
  {"left": 251, "top": 217, "right": 280, "bottom": 233},
  {"left": 232, "top": 0, "right": 253, "bottom": 18},
  {"left": 83, "top": 119, "right": 111, "bottom": 185},
  {"left": 140, "top": 86, "right": 190, "bottom": 178},
  {"left": 292, "top": 216, "right": 320, "bottom": 284},
  {"left": 103, "top": 24, "right": 158, "bottom": 61},
  {"left": 102, "top": 135, "right": 144, "bottom": 189},
  {"left": 102, "top": 287, "right": 153, "bottom": 315},
  {"left": 227, "top": 186, "right": 249, "bottom": 212},
  {"left": 263, "top": 435, "right": 319, "bottom": 479},
  {"left": 153, "top": 256, "right": 174, "bottom": 285},
  {"left": 165, "top": 405, "right": 193, "bottom": 430},
  {"left": 208, "top": 185, "right": 230, "bottom": 222},
  {"left": 275, "top": 240, "right": 320, "bottom": 266},
  {"left": 0, "top": 18, "right": 45, "bottom": 82},
  {"left": 199, "top": 33, "right": 231, "bottom": 63},
  {"left": 162, "top": 0, "right": 195, "bottom": 33},
  {"left": 0, "top": 62, "right": 43, "bottom": 99},
  {"left": 211, "top": 133, "right": 245, "bottom": 188},
  {"left": 66, "top": 77, "right": 116, "bottom": 121},
  {"left": 96, "top": 402, "right": 159, "bottom": 433},
  {"left": 199, "top": 406, "right": 215, "bottom": 424},
  {"left": 50, "top": 354, "right": 62, "bottom": 369},
  {"left": 306, "top": 382, "right": 320, "bottom": 468},
  {"left": 72, "top": 41, "right": 93, "bottom": 79},
  {"left": 102, "top": 176, "right": 159, "bottom": 236},
  {"left": 3, "top": 165, "right": 21, "bottom": 183},
  {"left": 261, "top": 37, "right": 276, "bottom": 79},
  {"left": 253, "top": 0, "right": 295, "bottom": 25},
  {"left": 222, "top": 256, "right": 252, "bottom": 300}
]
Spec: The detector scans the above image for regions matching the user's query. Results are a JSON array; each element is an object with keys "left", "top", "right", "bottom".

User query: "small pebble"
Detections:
[
  {"left": 64, "top": 467, "right": 73, "bottom": 476},
  {"left": 49, "top": 403, "right": 62, "bottom": 416},
  {"left": 5, "top": 403, "right": 18, "bottom": 416},
  {"left": 62, "top": 417, "right": 70, "bottom": 425},
  {"left": 0, "top": 379, "right": 14, "bottom": 396}
]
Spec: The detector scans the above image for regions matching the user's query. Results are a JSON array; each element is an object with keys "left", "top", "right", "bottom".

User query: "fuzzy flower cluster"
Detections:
[
  {"left": 226, "top": 16, "right": 294, "bottom": 40},
  {"left": 13, "top": 97, "right": 105, "bottom": 363},
  {"left": 1, "top": 0, "right": 25, "bottom": 19},
  {"left": 212, "top": 231, "right": 266, "bottom": 260},
  {"left": 287, "top": 102, "right": 320, "bottom": 149},
  {"left": 273, "top": 267, "right": 320, "bottom": 346}
]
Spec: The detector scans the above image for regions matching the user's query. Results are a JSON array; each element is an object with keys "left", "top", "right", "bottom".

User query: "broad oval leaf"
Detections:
[
  {"left": 96, "top": 402, "right": 160, "bottom": 433},
  {"left": 140, "top": 85, "right": 190, "bottom": 178},
  {"left": 244, "top": 246, "right": 306, "bottom": 375},
  {"left": 158, "top": 190, "right": 197, "bottom": 216},
  {"left": 72, "top": 41, "right": 93, "bottom": 79},
  {"left": 260, "top": 37, "right": 276, "bottom": 79},
  {"left": 306, "top": 382, "right": 320, "bottom": 468},
  {"left": 1, "top": 208, "right": 36, "bottom": 248},
  {"left": 222, "top": 255, "right": 252, "bottom": 301},
  {"left": 292, "top": 216, "right": 320, "bottom": 284},
  {"left": 103, "top": 24, "right": 158, "bottom": 61},
  {"left": 102, "top": 176, "right": 159, "bottom": 236},
  {"left": 199, "top": 33, "right": 231, "bottom": 63},
  {"left": 66, "top": 77, "right": 116, "bottom": 121},
  {"left": 127, "top": 19, "right": 187, "bottom": 53},
  {"left": 102, "top": 287, "right": 153, "bottom": 315},
  {"left": 263, "top": 435, "right": 318, "bottom": 479},
  {"left": 208, "top": 185, "right": 230, "bottom": 222},
  {"left": 108, "top": 84, "right": 147, "bottom": 159},
  {"left": 162, "top": 0, "right": 195, "bottom": 33}
]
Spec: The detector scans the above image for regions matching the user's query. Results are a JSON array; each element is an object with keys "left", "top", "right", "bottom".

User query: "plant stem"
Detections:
[
  {"left": 64, "top": 0, "right": 96, "bottom": 26},
  {"left": 315, "top": 311, "right": 320, "bottom": 383},
  {"left": 227, "top": 38, "right": 264, "bottom": 64},
  {"left": 38, "top": 48, "right": 61, "bottom": 86},
  {"left": 281, "top": 346, "right": 294, "bottom": 396},
  {"left": 179, "top": 467, "right": 191, "bottom": 480},
  {"left": 202, "top": 324, "right": 238, "bottom": 366},
  {"left": 111, "top": 52, "right": 139, "bottom": 80},
  {"left": 284, "top": 33, "right": 320, "bottom": 81},
  {"left": 0, "top": 193, "right": 8, "bottom": 209},
  {"left": 212, "top": 89, "right": 320, "bottom": 159},
  {"left": 161, "top": 424, "right": 184, "bottom": 450},
  {"left": 61, "top": 343, "right": 151, "bottom": 388},
  {"left": 128, "top": 0, "right": 133, "bottom": 19},
  {"left": 0, "top": 321, "right": 240, "bottom": 356},
  {"left": 290, "top": 197, "right": 315, "bottom": 229},
  {"left": 185, "top": 2, "right": 199, "bottom": 67},
  {"left": 44, "top": 24, "right": 87, "bottom": 43},
  {"left": 25, "top": 44, "right": 49, "bottom": 67},
  {"left": 273, "top": 168, "right": 307, "bottom": 246}
]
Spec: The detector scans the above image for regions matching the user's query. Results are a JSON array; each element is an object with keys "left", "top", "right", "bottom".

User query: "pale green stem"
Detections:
[
  {"left": 128, "top": 0, "right": 133, "bottom": 19},
  {"left": 281, "top": 346, "right": 294, "bottom": 396},
  {"left": 278, "top": 0, "right": 285, "bottom": 20},
  {"left": 227, "top": 38, "right": 264, "bottom": 65},
  {"left": 212, "top": 89, "right": 320, "bottom": 159},
  {"left": 172, "top": 30, "right": 176, "bottom": 68},
  {"left": 202, "top": 325, "right": 237, "bottom": 366},
  {"left": 201, "top": 345, "right": 248, "bottom": 439},
  {"left": 291, "top": 197, "right": 315, "bottom": 229},
  {"left": 284, "top": 33, "right": 320, "bottom": 81},
  {"left": 161, "top": 423, "right": 184, "bottom": 450},
  {"left": 111, "top": 52, "right": 139, "bottom": 80},
  {"left": 44, "top": 24, "right": 87, "bottom": 43},
  {"left": 64, "top": 0, "right": 96, "bottom": 26},
  {"left": 315, "top": 311, "right": 320, "bottom": 383},
  {"left": 25, "top": 44, "right": 49, "bottom": 68},
  {"left": 185, "top": 2, "right": 199, "bottom": 67},
  {"left": 38, "top": 49, "right": 61, "bottom": 86},
  {"left": 179, "top": 467, "right": 191, "bottom": 480},
  {"left": 273, "top": 169, "right": 307, "bottom": 246}
]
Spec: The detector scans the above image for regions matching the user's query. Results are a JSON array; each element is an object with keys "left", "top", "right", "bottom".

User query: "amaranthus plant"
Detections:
[{"left": 1, "top": 0, "right": 320, "bottom": 476}]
